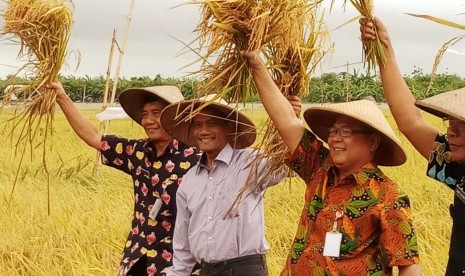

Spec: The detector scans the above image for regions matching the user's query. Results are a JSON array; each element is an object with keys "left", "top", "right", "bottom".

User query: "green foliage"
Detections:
[
  {"left": 2, "top": 68, "right": 465, "bottom": 102},
  {"left": 308, "top": 68, "right": 465, "bottom": 103}
]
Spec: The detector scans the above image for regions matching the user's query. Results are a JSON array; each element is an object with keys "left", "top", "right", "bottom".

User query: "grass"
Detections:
[{"left": 0, "top": 106, "right": 452, "bottom": 275}]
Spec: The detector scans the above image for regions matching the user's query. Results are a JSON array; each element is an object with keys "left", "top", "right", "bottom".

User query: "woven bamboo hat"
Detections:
[
  {"left": 160, "top": 94, "right": 256, "bottom": 149},
  {"left": 119, "top": 86, "right": 184, "bottom": 125},
  {"left": 303, "top": 99, "right": 406, "bottom": 166},
  {"left": 415, "top": 87, "right": 465, "bottom": 121}
]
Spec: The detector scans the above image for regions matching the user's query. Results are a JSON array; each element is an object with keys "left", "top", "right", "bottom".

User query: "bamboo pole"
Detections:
[
  {"left": 102, "top": 29, "right": 117, "bottom": 110},
  {"left": 93, "top": 0, "right": 135, "bottom": 175},
  {"left": 108, "top": 0, "right": 135, "bottom": 106},
  {"left": 82, "top": 85, "right": 86, "bottom": 103},
  {"left": 93, "top": 29, "right": 117, "bottom": 175},
  {"left": 345, "top": 61, "right": 350, "bottom": 102}
]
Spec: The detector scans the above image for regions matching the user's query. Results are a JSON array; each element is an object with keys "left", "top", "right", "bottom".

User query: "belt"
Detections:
[{"left": 200, "top": 254, "right": 265, "bottom": 270}]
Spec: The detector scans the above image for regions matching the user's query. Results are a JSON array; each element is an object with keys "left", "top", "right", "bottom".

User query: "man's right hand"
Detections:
[
  {"left": 47, "top": 82, "right": 68, "bottom": 102},
  {"left": 359, "top": 17, "right": 391, "bottom": 49}
]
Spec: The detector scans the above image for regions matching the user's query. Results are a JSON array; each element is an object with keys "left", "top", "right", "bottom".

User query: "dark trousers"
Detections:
[
  {"left": 445, "top": 200, "right": 465, "bottom": 276},
  {"left": 200, "top": 254, "right": 268, "bottom": 276}
]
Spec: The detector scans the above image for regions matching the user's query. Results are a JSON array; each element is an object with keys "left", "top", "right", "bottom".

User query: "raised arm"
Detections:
[
  {"left": 242, "top": 51, "right": 305, "bottom": 154},
  {"left": 360, "top": 18, "right": 438, "bottom": 159},
  {"left": 50, "top": 82, "right": 101, "bottom": 150}
]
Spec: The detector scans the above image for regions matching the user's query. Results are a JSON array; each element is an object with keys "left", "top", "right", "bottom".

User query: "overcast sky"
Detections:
[{"left": 1, "top": 0, "right": 465, "bottom": 79}]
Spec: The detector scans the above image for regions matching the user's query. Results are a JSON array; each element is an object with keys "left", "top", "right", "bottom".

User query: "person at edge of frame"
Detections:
[{"left": 361, "top": 17, "right": 465, "bottom": 276}]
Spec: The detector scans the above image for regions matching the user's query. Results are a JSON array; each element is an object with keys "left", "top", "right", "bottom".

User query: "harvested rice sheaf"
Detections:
[
  {"left": 2, "top": 0, "right": 72, "bottom": 115},
  {"left": 1, "top": 0, "right": 73, "bottom": 212}
]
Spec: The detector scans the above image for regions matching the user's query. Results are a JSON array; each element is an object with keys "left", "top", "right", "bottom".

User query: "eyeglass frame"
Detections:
[
  {"left": 442, "top": 117, "right": 465, "bottom": 133},
  {"left": 327, "top": 126, "right": 373, "bottom": 138}
]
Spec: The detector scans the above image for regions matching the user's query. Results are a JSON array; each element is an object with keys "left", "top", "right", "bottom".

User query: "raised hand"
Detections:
[
  {"left": 287, "top": 95, "right": 302, "bottom": 118},
  {"left": 359, "top": 17, "right": 391, "bottom": 48}
]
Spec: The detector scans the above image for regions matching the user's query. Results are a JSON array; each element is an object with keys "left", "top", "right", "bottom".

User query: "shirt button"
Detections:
[
  {"left": 208, "top": 237, "right": 212, "bottom": 240},
  {"left": 208, "top": 216, "right": 212, "bottom": 220},
  {"left": 208, "top": 176, "right": 213, "bottom": 180},
  {"left": 208, "top": 196, "right": 212, "bottom": 200}
]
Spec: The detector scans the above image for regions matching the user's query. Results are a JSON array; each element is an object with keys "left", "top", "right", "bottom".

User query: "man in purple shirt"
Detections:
[{"left": 161, "top": 95, "right": 298, "bottom": 276}]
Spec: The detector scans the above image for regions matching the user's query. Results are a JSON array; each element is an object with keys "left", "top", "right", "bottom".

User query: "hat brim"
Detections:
[
  {"left": 119, "top": 86, "right": 183, "bottom": 124},
  {"left": 304, "top": 105, "right": 406, "bottom": 166},
  {"left": 160, "top": 100, "right": 257, "bottom": 149},
  {"left": 415, "top": 88, "right": 465, "bottom": 122}
]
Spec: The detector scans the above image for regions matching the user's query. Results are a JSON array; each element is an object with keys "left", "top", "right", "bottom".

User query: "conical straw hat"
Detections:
[
  {"left": 415, "top": 87, "right": 465, "bottom": 121},
  {"left": 160, "top": 94, "right": 256, "bottom": 149},
  {"left": 119, "top": 86, "right": 184, "bottom": 125},
  {"left": 303, "top": 100, "right": 406, "bottom": 166}
]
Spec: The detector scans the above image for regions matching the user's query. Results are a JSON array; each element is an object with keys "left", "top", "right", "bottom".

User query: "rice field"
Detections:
[{"left": 0, "top": 105, "right": 452, "bottom": 275}]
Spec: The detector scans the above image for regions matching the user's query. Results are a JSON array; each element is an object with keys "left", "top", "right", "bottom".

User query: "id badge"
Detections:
[
  {"left": 323, "top": 231, "right": 342, "bottom": 257},
  {"left": 149, "top": 198, "right": 163, "bottom": 220}
]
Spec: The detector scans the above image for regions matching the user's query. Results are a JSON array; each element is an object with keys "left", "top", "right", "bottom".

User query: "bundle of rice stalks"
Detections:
[
  {"left": 406, "top": 13, "right": 465, "bottom": 92},
  {"left": 1, "top": 0, "right": 72, "bottom": 213},
  {"left": 254, "top": 3, "right": 329, "bottom": 181},
  {"left": 190, "top": 0, "right": 280, "bottom": 102},
  {"left": 188, "top": 0, "right": 329, "bottom": 215},
  {"left": 2, "top": 0, "right": 72, "bottom": 114},
  {"left": 332, "top": 0, "right": 385, "bottom": 71}
]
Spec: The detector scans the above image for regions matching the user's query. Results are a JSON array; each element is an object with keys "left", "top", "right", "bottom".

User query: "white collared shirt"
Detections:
[{"left": 168, "top": 143, "right": 284, "bottom": 275}]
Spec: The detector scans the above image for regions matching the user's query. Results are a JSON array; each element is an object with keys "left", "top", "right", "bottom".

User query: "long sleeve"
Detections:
[{"left": 168, "top": 184, "right": 197, "bottom": 275}]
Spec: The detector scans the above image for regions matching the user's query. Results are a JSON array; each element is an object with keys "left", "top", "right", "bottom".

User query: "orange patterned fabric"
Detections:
[{"left": 281, "top": 130, "right": 419, "bottom": 276}]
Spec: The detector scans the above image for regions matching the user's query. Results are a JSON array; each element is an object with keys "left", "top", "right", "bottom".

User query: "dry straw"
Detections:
[
  {"left": 257, "top": 2, "right": 329, "bottom": 180},
  {"left": 1, "top": 0, "right": 72, "bottom": 213},
  {"left": 406, "top": 13, "right": 465, "bottom": 92},
  {"left": 188, "top": 0, "right": 329, "bottom": 216},
  {"left": 332, "top": 0, "right": 386, "bottom": 71}
]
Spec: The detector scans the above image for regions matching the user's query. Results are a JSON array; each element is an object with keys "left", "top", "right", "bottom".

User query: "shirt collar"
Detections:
[
  {"left": 329, "top": 162, "right": 382, "bottom": 186},
  {"left": 197, "top": 143, "right": 234, "bottom": 174},
  {"left": 142, "top": 139, "right": 178, "bottom": 155}
]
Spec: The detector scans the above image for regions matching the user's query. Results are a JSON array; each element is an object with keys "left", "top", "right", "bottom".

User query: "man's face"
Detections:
[
  {"left": 445, "top": 117, "right": 465, "bottom": 162},
  {"left": 327, "top": 116, "right": 379, "bottom": 175},
  {"left": 192, "top": 109, "right": 229, "bottom": 159},
  {"left": 141, "top": 101, "right": 171, "bottom": 143}
]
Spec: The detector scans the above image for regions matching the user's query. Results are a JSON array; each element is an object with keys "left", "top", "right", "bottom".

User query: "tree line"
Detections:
[{"left": 1, "top": 67, "right": 464, "bottom": 103}]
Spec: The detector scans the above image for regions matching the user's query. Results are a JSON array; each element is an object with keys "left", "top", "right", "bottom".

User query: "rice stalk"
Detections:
[
  {"left": 406, "top": 13, "right": 465, "bottom": 93},
  {"left": 253, "top": 2, "right": 329, "bottom": 183},
  {"left": 190, "top": 0, "right": 288, "bottom": 102},
  {"left": 332, "top": 0, "right": 386, "bottom": 71},
  {"left": 1, "top": 0, "right": 73, "bottom": 214},
  {"left": 186, "top": 0, "right": 329, "bottom": 216}
]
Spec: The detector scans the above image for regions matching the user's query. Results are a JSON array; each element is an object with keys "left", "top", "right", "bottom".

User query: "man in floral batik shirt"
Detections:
[
  {"left": 243, "top": 51, "right": 421, "bottom": 276},
  {"left": 51, "top": 82, "right": 201, "bottom": 276}
]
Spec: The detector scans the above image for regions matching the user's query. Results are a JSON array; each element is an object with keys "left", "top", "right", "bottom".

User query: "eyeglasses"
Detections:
[
  {"left": 328, "top": 126, "right": 372, "bottom": 138},
  {"left": 443, "top": 118, "right": 465, "bottom": 133}
]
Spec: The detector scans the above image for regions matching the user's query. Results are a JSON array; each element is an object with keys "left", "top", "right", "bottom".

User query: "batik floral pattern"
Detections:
[
  {"left": 281, "top": 130, "right": 419, "bottom": 276},
  {"left": 101, "top": 135, "right": 201, "bottom": 276}
]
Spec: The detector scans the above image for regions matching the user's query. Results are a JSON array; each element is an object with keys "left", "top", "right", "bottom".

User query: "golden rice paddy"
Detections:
[{"left": 0, "top": 106, "right": 452, "bottom": 275}]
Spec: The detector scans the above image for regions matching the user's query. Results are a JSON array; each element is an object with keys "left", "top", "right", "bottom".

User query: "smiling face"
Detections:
[
  {"left": 445, "top": 117, "right": 465, "bottom": 162},
  {"left": 141, "top": 101, "right": 171, "bottom": 143},
  {"left": 192, "top": 108, "right": 230, "bottom": 160},
  {"left": 327, "top": 116, "right": 380, "bottom": 177}
]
